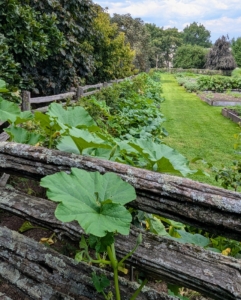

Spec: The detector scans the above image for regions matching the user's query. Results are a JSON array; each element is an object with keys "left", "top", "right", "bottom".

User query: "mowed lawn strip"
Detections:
[{"left": 160, "top": 73, "right": 240, "bottom": 187}]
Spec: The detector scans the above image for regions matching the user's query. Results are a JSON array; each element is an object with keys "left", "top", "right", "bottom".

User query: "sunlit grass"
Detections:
[{"left": 160, "top": 73, "right": 240, "bottom": 187}]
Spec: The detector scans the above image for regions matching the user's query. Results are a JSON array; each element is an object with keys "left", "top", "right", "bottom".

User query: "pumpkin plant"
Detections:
[{"left": 40, "top": 168, "right": 143, "bottom": 299}]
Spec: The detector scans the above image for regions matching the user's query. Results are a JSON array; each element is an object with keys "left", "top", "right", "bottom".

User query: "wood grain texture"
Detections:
[
  {"left": 0, "top": 187, "right": 240, "bottom": 299},
  {"left": 0, "top": 142, "right": 241, "bottom": 240},
  {"left": 0, "top": 225, "right": 175, "bottom": 300}
]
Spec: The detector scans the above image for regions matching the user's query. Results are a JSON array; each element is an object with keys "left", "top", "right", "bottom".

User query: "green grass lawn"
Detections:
[{"left": 160, "top": 73, "right": 240, "bottom": 187}]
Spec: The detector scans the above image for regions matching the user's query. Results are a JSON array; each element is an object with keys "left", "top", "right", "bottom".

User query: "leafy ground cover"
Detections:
[
  {"left": 160, "top": 73, "right": 241, "bottom": 187},
  {"left": 175, "top": 71, "right": 241, "bottom": 92}
]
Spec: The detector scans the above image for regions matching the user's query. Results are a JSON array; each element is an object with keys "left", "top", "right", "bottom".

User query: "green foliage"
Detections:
[
  {"left": 232, "top": 38, "right": 241, "bottom": 67},
  {"left": 80, "top": 73, "right": 165, "bottom": 141},
  {"left": 111, "top": 14, "right": 151, "bottom": 72},
  {"left": 40, "top": 169, "right": 135, "bottom": 237},
  {"left": 0, "top": 35, "right": 22, "bottom": 89},
  {"left": 41, "top": 169, "right": 145, "bottom": 299},
  {"left": 232, "top": 68, "right": 241, "bottom": 77},
  {"left": 197, "top": 75, "right": 241, "bottom": 92},
  {"left": 213, "top": 161, "right": 241, "bottom": 191},
  {"left": 205, "top": 36, "right": 237, "bottom": 71},
  {"left": 0, "top": 74, "right": 199, "bottom": 178},
  {"left": 0, "top": 0, "right": 136, "bottom": 95},
  {"left": 183, "top": 22, "right": 212, "bottom": 48},
  {"left": 0, "top": 0, "right": 65, "bottom": 91},
  {"left": 173, "top": 45, "right": 207, "bottom": 69},
  {"left": 90, "top": 7, "right": 135, "bottom": 82}
]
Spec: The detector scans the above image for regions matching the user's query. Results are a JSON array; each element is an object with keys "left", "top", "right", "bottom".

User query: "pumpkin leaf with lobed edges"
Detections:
[
  {"left": 5, "top": 125, "right": 43, "bottom": 145},
  {"left": 47, "top": 103, "right": 96, "bottom": 128},
  {"left": 40, "top": 169, "right": 136, "bottom": 237},
  {"left": 129, "top": 139, "right": 195, "bottom": 177}
]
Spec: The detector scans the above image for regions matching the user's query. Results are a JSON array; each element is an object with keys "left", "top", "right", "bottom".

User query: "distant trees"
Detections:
[
  {"left": 111, "top": 14, "right": 151, "bottom": 72},
  {"left": 173, "top": 45, "right": 207, "bottom": 69},
  {"left": 145, "top": 24, "right": 183, "bottom": 68},
  {"left": 232, "top": 37, "right": 241, "bottom": 67},
  {"left": 205, "top": 36, "right": 237, "bottom": 72},
  {"left": 90, "top": 6, "right": 135, "bottom": 82},
  {"left": 183, "top": 22, "right": 212, "bottom": 48}
]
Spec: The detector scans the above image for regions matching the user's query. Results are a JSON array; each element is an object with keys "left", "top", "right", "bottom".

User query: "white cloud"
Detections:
[{"left": 94, "top": 0, "right": 241, "bottom": 41}]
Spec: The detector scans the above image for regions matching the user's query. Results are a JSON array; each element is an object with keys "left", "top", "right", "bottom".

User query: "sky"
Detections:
[{"left": 93, "top": 0, "right": 241, "bottom": 42}]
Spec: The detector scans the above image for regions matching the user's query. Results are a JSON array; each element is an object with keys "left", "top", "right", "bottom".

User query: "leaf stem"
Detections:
[
  {"left": 118, "top": 233, "right": 142, "bottom": 267},
  {"left": 130, "top": 278, "right": 148, "bottom": 300},
  {"left": 107, "top": 244, "right": 121, "bottom": 300}
]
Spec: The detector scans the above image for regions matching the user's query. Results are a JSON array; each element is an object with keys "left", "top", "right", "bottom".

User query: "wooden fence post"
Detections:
[
  {"left": 76, "top": 86, "right": 84, "bottom": 99},
  {"left": 22, "top": 91, "right": 31, "bottom": 111},
  {"left": 103, "top": 82, "right": 108, "bottom": 88}
]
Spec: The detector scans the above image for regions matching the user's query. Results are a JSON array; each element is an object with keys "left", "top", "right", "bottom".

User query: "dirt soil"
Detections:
[{"left": 198, "top": 92, "right": 241, "bottom": 103}]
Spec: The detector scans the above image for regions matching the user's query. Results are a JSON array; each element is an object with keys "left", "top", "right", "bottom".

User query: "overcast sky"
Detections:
[{"left": 93, "top": 0, "right": 241, "bottom": 42}]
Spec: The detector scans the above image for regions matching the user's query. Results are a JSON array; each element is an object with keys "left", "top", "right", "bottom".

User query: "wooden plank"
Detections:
[
  {"left": 22, "top": 91, "right": 31, "bottom": 111},
  {"left": 0, "top": 132, "right": 9, "bottom": 142},
  {"left": 0, "top": 225, "right": 169, "bottom": 300},
  {"left": 83, "top": 90, "right": 99, "bottom": 97},
  {"left": 0, "top": 187, "right": 240, "bottom": 300},
  {"left": 81, "top": 83, "right": 103, "bottom": 91},
  {"left": 0, "top": 173, "right": 10, "bottom": 187},
  {"left": 30, "top": 92, "right": 76, "bottom": 104},
  {"left": 0, "top": 142, "right": 241, "bottom": 241}
]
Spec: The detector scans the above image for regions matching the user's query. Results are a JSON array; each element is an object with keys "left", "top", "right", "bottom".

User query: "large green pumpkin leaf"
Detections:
[
  {"left": 129, "top": 139, "right": 194, "bottom": 176},
  {"left": 47, "top": 103, "right": 96, "bottom": 128},
  {"left": 172, "top": 230, "right": 210, "bottom": 247},
  {"left": 40, "top": 169, "right": 136, "bottom": 237},
  {"left": 34, "top": 111, "right": 62, "bottom": 135},
  {"left": 0, "top": 97, "right": 21, "bottom": 123},
  {"left": 5, "top": 126, "right": 43, "bottom": 145},
  {"left": 57, "top": 128, "right": 112, "bottom": 154}
]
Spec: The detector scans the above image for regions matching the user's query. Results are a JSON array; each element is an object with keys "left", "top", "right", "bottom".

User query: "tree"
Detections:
[
  {"left": 232, "top": 37, "right": 241, "bottom": 67},
  {"left": 183, "top": 22, "right": 212, "bottom": 48},
  {"left": 173, "top": 44, "right": 207, "bottom": 69},
  {"left": 0, "top": 0, "right": 64, "bottom": 92},
  {"left": 145, "top": 23, "right": 165, "bottom": 68},
  {"left": 160, "top": 28, "right": 183, "bottom": 67},
  {"left": 89, "top": 6, "right": 135, "bottom": 82},
  {"left": 145, "top": 24, "right": 183, "bottom": 68},
  {"left": 18, "top": 0, "right": 96, "bottom": 95},
  {"left": 205, "top": 36, "right": 237, "bottom": 72},
  {"left": 111, "top": 14, "right": 152, "bottom": 72}
]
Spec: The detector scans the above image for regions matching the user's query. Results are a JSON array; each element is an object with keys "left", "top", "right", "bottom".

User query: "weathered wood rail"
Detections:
[
  {"left": 21, "top": 76, "right": 135, "bottom": 112},
  {"left": 0, "top": 142, "right": 241, "bottom": 300}
]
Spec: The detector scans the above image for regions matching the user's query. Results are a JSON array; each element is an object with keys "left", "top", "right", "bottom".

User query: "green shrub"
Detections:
[{"left": 232, "top": 68, "right": 241, "bottom": 78}]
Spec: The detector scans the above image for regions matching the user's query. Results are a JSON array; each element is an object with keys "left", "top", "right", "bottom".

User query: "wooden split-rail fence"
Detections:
[
  {"left": 21, "top": 77, "right": 135, "bottom": 112},
  {"left": 0, "top": 141, "right": 241, "bottom": 299}
]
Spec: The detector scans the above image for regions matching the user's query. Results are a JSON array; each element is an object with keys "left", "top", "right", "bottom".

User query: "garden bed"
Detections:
[
  {"left": 198, "top": 91, "right": 241, "bottom": 106},
  {"left": 222, "top": 107, "right": 241, "bottom": 123}
]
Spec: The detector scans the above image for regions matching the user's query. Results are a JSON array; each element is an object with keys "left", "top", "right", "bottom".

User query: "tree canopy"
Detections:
[
  {"left": 173, "top": 44, "right": 207, "bottom": 69},
  {"left": 145, "top": 24, "right": 183, "bottom": 68},
  {"left": 232, "top": 37, "right": 241, "bottom": 67},
  {"left": 0, "top": 0, "right": 136, "bottom": 95},
  {"left": 205, "top": 36, "right": 237, "bottom": 71},
  {"left": 89, "top": 6, "right": 135, "bottom": 82},
  {"left": 111, "top": 14, "right": 151, "bottom": 72},
  {"left": 183, "top": 22, "right": 212, "bottom": 48}
]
